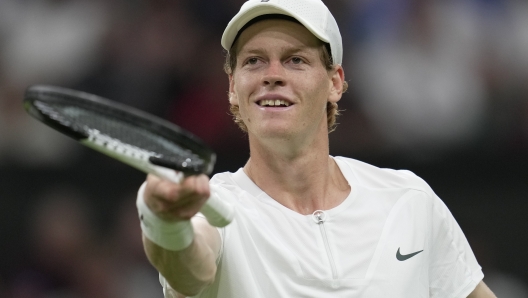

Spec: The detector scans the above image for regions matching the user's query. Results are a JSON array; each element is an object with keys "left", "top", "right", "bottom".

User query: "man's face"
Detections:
[{"left": 229, "top": 19, "right": 343, "bottom": 142}]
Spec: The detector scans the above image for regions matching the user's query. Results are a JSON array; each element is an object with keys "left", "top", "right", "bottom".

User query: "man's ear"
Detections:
[
  {"left": 228, "top": 74, "right": 239, "bottom": 105},
  {"left": 328, "top": 65, "right": 345, "bottom": 104}
]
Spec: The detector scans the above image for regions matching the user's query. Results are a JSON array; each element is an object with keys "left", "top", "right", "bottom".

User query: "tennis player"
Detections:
[{"left": 136, "top": 0, "right": 496, "bottom": 297}]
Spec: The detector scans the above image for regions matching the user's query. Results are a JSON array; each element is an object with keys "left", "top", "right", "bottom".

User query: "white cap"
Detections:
[{"left": 221, "top": 0, "right": 343, "bottom": 65}]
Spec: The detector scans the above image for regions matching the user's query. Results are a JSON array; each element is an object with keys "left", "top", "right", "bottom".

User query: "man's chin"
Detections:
[{"left": 249, "top": 127, "right": 296, "bottom": 141}]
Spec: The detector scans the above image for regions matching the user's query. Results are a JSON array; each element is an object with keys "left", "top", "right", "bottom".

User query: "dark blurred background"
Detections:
[{"left": 0, "top": 0, "right": 527, "bottom": 297}]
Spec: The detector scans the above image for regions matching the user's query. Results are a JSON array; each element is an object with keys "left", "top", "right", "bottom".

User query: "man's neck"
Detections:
[{"left": 243, "top": 132, "right": 350, "bottom": 215}]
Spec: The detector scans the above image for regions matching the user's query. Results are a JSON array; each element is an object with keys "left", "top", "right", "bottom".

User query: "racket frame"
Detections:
[{"left": 24, "top": 85, "right": 234, "bottom": 227}]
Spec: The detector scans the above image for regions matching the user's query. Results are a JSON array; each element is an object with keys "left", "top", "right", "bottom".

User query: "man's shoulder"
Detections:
[
  {"left": 334, "top": 156, "right": 433, "bottom": 195},
  {"left": 210, "top": 170, "right": 239, "bottom": 186}
]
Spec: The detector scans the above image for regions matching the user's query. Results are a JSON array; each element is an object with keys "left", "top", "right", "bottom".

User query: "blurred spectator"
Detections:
[
  {"left": 498, "top": 0, "right": 528, "bottom": 151},
  {"left": 166, "top": 38, "right": 244, "bottom": 152},
  {"left": 0, "top": 84, "right": 80, "bottom": 167},
  {"left": 0, "top": 0, "right": 109, "bottom": 87},
  {"left": 76, "top": 0, "right": 207, "bottom": 116},
  {"left": 107, "top": 195, "right": 161, "bottom": 298},
  {"left": 7, "top": 186, "right": 119, "bottom": 298},
  {"left": 351, "top": 0, "right": 488, "bottom": 157},
  {"left": 346, "top": 0, "right": 528, "bottom": 158},
  {"left": 0, "top": 0, "right": 109, "bottom": 167},
  {"left": 509, "top": 0, "right": 528, "bottom": 81},
  {"left": 5, "top": 186, "right": 165, "bottom": 297}
]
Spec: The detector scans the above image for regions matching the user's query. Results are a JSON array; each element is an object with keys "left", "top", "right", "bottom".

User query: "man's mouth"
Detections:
[{"left": 257, "top": 99, "right": 291, "bottom": 107}]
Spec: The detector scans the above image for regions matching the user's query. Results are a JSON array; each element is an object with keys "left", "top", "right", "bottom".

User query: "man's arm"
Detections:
[
  {"left": 467, "top": 281, "right": 496, "bottom": 298},
  {"left": 140, "top": 174, "right": 222, "bottom": 296}
]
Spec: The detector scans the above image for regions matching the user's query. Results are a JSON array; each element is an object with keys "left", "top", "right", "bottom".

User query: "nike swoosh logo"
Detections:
[{"left": 396, "top": 247, "right": 423, "bottom": 261}]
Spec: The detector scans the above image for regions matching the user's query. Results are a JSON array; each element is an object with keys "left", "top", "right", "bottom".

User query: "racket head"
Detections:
[{"left": 24, "top": 85, "right": 216, "bottom": 175}]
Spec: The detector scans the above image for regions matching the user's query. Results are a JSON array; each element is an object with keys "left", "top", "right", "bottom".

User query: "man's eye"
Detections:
[
  {"left": 291, "top": 57, "right": 303, "bottom": 64},
  {"left": 247, "top": 58, "right": 259, "bottom": 65}
]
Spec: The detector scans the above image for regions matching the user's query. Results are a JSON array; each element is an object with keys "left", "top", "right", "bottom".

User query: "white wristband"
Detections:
[{"left": 136, "top": 182, "right": 194, "bottom": 251}]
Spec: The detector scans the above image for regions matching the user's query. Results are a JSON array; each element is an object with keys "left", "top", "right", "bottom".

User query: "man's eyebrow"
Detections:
[
  {"left": 238, "top": 48, "right": 266, "bottom": 56},
  {"left": 238, "top": 45, "right": 314, "bottom": 56}
]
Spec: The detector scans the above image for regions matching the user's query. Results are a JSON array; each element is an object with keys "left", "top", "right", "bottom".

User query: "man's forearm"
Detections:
[
  {"left": 143, "top": 230, "right": 217, "bottom": 296},
  {"left": 467, "top": 281, "right": 496, "bottom": 298}
]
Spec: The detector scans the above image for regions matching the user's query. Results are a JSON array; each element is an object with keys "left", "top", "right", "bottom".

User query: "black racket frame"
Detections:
[{"left": 23, "top": 85, "right": 216, "bottom": 175}]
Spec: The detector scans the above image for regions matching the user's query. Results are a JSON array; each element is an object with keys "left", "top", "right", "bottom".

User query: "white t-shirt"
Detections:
[{"left": 161, "top": 156, "right": 483, "bottom": 297}]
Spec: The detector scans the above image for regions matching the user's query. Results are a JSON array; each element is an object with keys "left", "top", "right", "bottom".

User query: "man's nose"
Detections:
[{"left": 263, "top": 61, "right": 285, "bottom": 87}]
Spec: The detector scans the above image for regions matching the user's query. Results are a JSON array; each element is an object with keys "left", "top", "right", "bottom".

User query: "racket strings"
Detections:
[{"left": 34, "top": 100, "right": 205, "bottom": 171}]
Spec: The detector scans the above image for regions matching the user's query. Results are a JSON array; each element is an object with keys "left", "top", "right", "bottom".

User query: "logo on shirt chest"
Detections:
[{"left": 396, "top": 247, "right": 423, "bottom": 261}]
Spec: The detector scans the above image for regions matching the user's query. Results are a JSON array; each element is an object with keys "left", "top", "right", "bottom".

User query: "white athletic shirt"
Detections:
[{"left": 160, "top": 156, "right": 483, "bottom": 297}]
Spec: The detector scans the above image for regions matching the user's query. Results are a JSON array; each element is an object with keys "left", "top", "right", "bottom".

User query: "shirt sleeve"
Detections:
[{"left": 428, "top": 195, "right": 484, "bottom": 298}]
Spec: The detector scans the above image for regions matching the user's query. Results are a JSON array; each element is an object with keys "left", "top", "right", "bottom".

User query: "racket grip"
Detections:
[
  {"left": 149, "top": 165, "right": 235, "bottom": 227},
  {"left": 201, "top": 193, "right": 235, "bottom": 227}
]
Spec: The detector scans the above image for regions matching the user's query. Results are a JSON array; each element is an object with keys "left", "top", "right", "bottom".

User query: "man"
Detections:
[{"left": 136, "top": 0, "right": 496, "bottom": 297}]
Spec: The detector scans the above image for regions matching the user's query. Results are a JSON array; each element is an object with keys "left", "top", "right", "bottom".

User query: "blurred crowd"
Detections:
[
  {"left": 0, "top": 0, "right": 527, "bottom": 297},
  {"left": 1, "top": 0, "right": 528, "bottom": 165},
  {"left": 5, "top": 187, "right": 160, "bottom": 297},
  {"left": 339, "top": 0, "right": 528, "bottom": 160}
]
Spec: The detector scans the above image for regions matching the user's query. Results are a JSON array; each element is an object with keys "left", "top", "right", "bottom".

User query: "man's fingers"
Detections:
[
  {"left": 168, "top": 175, "right": 210, "bottom": 219},
  {"left": 144, "top": 173, "right": 211, "bottom": 221},
  {"left": 146, "top": 174, "right": 183, "bottom": 201},
  {"left": 196, "top": 174, "right": 211, "bottom": 198},
  {"left": 169, "top": 195, "right": 209, "bottom": 220},
  {"left": 181, "top": 174, "right": 211, "bottom": 199}
]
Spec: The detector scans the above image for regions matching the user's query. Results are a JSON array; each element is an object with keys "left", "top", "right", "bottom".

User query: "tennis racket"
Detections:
[{"left": 23, "top": 85, "right": 234, "bottom": 227}]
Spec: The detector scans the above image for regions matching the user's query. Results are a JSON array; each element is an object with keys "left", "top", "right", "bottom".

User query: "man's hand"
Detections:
[
  {"left": 144, "top": 173, "right": 211, "bottom": 222},
  {"left": 140, "top": 173, "right": 221, "bottom": 296}
]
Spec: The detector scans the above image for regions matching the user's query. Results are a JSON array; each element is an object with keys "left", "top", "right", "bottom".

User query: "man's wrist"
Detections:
[{"left": 136, "top": 182, "right": 194, "bottom": 251}]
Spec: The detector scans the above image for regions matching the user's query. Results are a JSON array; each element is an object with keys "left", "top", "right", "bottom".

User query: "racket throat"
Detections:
[{"left": 80, "top": 133, "right": 184, "bottom": 183}]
